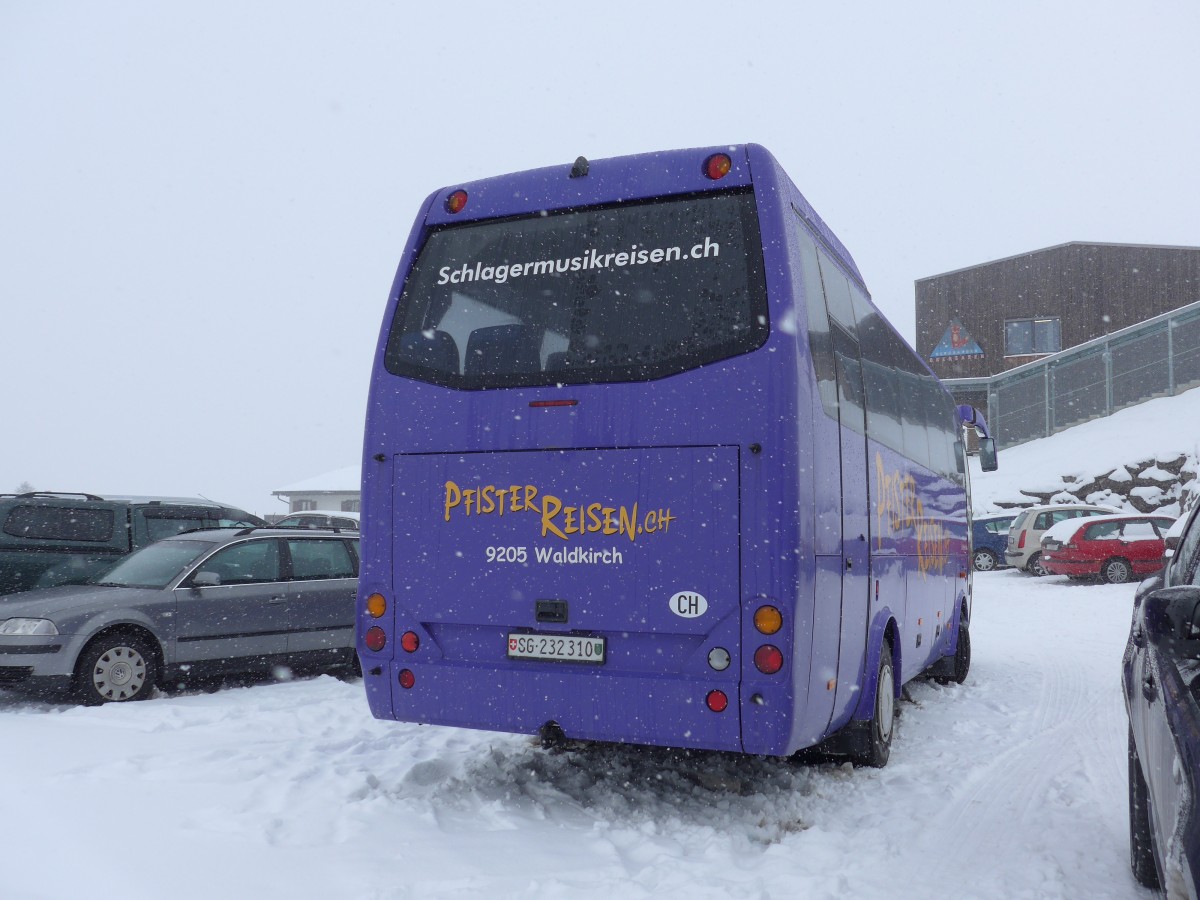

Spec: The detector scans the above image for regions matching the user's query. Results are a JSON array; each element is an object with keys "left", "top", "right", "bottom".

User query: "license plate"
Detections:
[{"left": 507, "top": 632, "right": 606, "bottom": 664}]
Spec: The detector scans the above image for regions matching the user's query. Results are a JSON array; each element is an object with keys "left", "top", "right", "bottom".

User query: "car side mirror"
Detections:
[
  {"left": 191, "top": 570, "right": 221, "bottom": 588},
  {"left": 1165, "top": 534, "right": 1181, "bottom": 557},
  {"left": 1143, "top": 586, "right": 1200, "bottom": 659},
  {"left": 978, "top": 438, "right": 998, "bottom": 472}
]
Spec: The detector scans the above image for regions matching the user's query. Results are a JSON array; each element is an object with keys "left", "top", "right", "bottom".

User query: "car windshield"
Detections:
[{"left": 93, "top": 540, "right": 214, "bottom": 589}]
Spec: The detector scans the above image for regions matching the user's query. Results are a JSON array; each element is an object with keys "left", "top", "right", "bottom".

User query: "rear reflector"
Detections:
[
  {"left": 706, "top": 690, "right": 728, "bottom": 712},
  {"left": 398, "top": 669, "right": 415, "bottom": 689},
  {"left": 529, "top": 399, "right": 578, "bottom": 408}
]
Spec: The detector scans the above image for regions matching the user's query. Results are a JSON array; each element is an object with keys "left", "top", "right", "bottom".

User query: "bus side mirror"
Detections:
[
  {"left": 953, "top": 441, "right": 966, "bottom": 474},
  {"left": 1143, "top": 586, "right": 1200, "bottom": 660},
  {"left": 978, "top": 438, "right": 998, "bottom": 472}
]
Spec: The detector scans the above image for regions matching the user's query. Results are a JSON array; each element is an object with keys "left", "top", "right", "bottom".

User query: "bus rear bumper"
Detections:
[{"left": 374, "top": 661, "right": 745, "bottom": 753}]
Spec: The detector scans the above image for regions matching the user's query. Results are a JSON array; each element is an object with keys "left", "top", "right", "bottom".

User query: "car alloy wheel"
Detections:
[
  {"left": 1028, "top": 552, "right": 1049, "bottom": 577},
  {"left": 1104, "top": 558, "right": 1133, "bottom": 584},
  {"left": 972, "top": 549, "right": 997, "bottom": 572}
]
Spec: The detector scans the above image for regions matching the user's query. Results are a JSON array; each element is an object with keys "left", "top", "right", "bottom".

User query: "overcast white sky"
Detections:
[{"left": 2, "top": 1, "right": 1197, "bottom": 514}]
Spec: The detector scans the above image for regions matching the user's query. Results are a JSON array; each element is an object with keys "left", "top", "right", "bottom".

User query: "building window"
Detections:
[
  {"left": 1005, "top": 317, "right": 1061, "bottom": 356},
  {"left": 293, "top": 499, "right": 317, "bottom": 512},
  {"left": 341, "top": 499, "right": 360, "bottom": 512}
]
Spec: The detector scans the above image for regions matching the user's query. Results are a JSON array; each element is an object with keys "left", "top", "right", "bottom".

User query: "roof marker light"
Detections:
[
  {"left": 530, "top": 399, "right": 579, "bottom": 408},
  {"left": 704, "top": 153, "right": 732, "bottom": 180},
  {"left": 446, "top": 190, "right": 468, "bottom": 214}
]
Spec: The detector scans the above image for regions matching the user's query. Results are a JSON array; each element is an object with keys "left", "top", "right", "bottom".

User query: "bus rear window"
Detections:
[{"left": 384, "top": 190, "right": 768, "bottom": 388}]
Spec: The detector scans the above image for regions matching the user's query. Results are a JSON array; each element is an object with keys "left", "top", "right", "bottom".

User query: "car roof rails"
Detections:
[{"left": 13, "top": 491, "right": 106, "bottom": 501}]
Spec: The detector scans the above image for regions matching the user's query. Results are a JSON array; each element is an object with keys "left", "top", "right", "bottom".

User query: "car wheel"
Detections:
[
  {"left": 853, "top": 639, "right": 895, "bottom": 768},
  {"left": 1128, "top": 727, "right": 1161, "bottom": 888},
  {"left": 75, "top": 632, "right": 157, "bottom": 704},
  {"left": 1027, "top": 552, "right": 1049, "bottom": 577},
  {"left": 1103, "top": 558, "right": 1134, "bottom": 584},
  {"left": 972, "top": 549, "right": 998, "bottom": 572}
]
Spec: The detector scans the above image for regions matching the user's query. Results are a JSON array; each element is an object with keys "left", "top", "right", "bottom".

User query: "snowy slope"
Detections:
[
  {"left": 0, "top": 571, "right": 1151, "bottom": 900},
  {"left": 971, "top": 385, "right": 1200, "bottom": 514}
]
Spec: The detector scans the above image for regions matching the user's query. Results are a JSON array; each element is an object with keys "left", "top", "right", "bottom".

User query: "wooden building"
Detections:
[{"left": 916, "top": 242, "right": 1200, "bottom": 380}]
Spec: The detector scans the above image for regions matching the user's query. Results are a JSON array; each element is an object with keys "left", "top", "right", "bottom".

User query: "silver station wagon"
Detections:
[{"left": 0, "top": 527, "right": 359, "bottom": 703}]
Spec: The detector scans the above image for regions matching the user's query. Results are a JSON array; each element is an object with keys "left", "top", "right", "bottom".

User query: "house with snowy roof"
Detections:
[{"left": 272, "top": 465, "right": 361, "bottom": 514}]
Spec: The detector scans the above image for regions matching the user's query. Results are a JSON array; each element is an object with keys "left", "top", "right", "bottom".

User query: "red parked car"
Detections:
[{"left": 1040, "top": 513, "right": 1177, "bottom": 583}]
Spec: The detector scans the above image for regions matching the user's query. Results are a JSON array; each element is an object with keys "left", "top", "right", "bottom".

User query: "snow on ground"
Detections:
[
  {"left": 0, "top": 571, "right": 1154, "bottom": 900},
  {"left": 970, "top": 385, "right": 1200, "bottom": 513}
]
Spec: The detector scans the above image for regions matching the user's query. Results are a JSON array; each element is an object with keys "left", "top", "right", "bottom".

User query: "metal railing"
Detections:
[{"left": 942, "top": 299, "right": 1200, "bottom": 450}]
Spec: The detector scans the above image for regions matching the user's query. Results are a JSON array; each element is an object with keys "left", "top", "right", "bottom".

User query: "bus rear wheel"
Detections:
[{"left": 853, "top": 640, "right": 895, "bottom": 768}]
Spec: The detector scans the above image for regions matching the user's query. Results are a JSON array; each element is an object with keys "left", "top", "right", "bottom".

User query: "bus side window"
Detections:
[{"left": 795, "top": 221, "right": 839, "bottom": 420}]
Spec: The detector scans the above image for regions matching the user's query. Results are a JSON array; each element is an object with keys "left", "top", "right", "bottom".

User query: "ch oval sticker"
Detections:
[{"left": 669, "top": 590, "right": 708, "bottom": 619}]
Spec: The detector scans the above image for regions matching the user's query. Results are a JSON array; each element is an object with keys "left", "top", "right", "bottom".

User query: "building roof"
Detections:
[
  {"left": 272, "top": 465, "right": 361, "bottom": 497},
  {"left": 916, "top": 241, "right": 1200, "bottom": 284}
]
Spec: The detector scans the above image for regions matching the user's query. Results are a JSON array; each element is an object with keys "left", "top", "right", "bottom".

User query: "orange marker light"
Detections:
[
  {"left": 754, "top": 605, "right": 783, "bottom": 635},
  {"left": 366, "top": 593, "right": 387, "bottom": 618}
]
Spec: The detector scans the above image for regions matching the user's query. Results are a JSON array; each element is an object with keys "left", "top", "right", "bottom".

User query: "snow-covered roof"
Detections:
[
  {"left": 272, "top": 465, "right": 361, "bottom": 496},
  {"left": 1041, "top": 511, "right": 1176, "bottom": 545}
]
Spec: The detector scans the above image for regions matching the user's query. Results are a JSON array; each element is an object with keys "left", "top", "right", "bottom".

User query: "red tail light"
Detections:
[
  {"left": 754, "top": 644, "right": 784, "bottom": 674},
  {"left": 706, "top": 690, "right": 728, "bottom": 712},
  {"left": 364, "top": 626, "right": 387, "bottom": 652},
  {"left": 401, "top": 631, "right": 420, "bottom": 653},
  {"left": 1017, "top": 530, "right": 1027, "bottom": 549},
  {"left": 398, "top": 669, "right": 415, "bottom": 689}
]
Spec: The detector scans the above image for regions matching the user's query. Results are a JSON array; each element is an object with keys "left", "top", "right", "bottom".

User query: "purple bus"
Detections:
[{"left": 358, "top": 145, "right": 998, "bottom": 766}]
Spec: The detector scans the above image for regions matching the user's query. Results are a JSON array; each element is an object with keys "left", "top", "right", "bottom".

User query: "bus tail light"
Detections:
[
  {"left": 366, "top": 593, "right": 387, "bottom": 618},
  {"left": 364, "top": 626, "right": 387, "bottom": 652},
  {"left": 401, "top": 631, "right": 420, "bottom": 653},
  {"left": 445, "top": 189, "right": 468, "bottom": 214},
  {"left": 754, "top": 605, "right": 782, "bottom": 635},
  {"left": 398, "top": 669, "right": 415, "bottom": 689},
  {"left": 706, "top": 690, "right": 728, "bottom": 712},
  {"left": 754, "top": 645, "right": 784, "bottom": 674},
  {"left": 704, "top": 153, "right": 732, "bottom": 180}
]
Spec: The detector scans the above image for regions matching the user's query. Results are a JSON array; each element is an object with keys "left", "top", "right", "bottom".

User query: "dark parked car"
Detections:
[
  {"left": 0, "top": 492, "right": 264, "bottom": 595},
  {"left": 274, "top": 510, "right": 360, "bottom": 530},
  {"left": 970, "top": 513, "right": 1015, "bottom": 572},
  {"left": 1041, "top": 513, "right": 1176, "bottom": 583},
  {"left": 1123, "top": 503, "right": 1200, "bottom": 896},
  {"left": 0, "top": 527, "right": 359, "bottom": 703}
]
